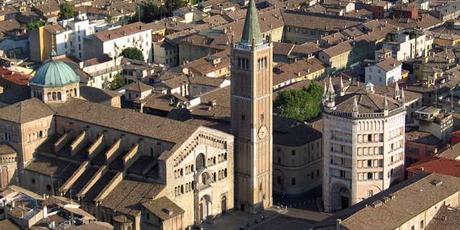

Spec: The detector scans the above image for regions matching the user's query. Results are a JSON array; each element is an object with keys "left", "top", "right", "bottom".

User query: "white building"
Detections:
[
  {"left": 79, "top": 55, "right": 123, "bottom": 89},
  {"left": 83, "top": 22, "right": 152, "bottom": 62},
  {"left": 413, "top": 106, "right": 453, "bottom": 141},
  {"left": 322, "top": 81, "right": 406, "bottom": 212},
  {"left": 58, "top": 14, "right": 109, "bottom": 60},
  {"left": 365, "top": 57, "right": 402, "bottom": 86},
  {"left": 383, "top": 29, "right": 433, "bottom": 61}
]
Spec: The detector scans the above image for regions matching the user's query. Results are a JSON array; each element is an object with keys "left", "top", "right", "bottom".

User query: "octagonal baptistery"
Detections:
[{"left": 30, "top": 53, "right": 80, "bottom": 103}]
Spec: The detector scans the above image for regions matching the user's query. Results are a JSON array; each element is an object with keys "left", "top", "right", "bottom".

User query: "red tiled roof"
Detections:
[
  {"left": 407, "top": 157, "right": 460, "bottom": 177},
  {"left": 0, "top": 68, "right": 31, "bottom": 86}
]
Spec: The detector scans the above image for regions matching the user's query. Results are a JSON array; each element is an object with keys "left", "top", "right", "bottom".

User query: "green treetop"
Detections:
[
  {"left": 58, "top": 2, "right": 76, "bottom": 20},
  {"left": 274, "top": 82, "right": 324, "bottom": 121},
  {"left": 120, "top": 47, "right": 144, "bottom": 61}
]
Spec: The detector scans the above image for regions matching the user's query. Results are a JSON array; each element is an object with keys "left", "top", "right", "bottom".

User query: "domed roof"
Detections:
[{"left": 30, "top": 59, "right": 80, "bottom": 87}]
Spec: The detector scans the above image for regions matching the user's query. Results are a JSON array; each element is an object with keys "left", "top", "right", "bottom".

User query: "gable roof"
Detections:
[
  {"left": 375, "top": 57, "right": 401, "bottom": 72},
  {"left": 51, "top": 99, "right": 199, "bottom": 145},
  {"left": 125, "top": 81, "right": 153, "bottom": 93}
]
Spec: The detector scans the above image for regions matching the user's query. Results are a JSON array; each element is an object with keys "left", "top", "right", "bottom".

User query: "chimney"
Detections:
[{"left": 336, "top": 219, "right": 342, "bottom": 230}]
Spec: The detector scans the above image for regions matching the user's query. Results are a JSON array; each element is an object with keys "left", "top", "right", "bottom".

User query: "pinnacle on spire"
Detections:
[
  {"left": 340, "top": 76, "right": 344, "bottom": 89},
  {"left": 339, "top": 76, "right": 345, "bottom": 96},
  {"left": 240, "top": 0, "right": 263, "bottom": 46},
  {"left": 328, "top": 77, "right": 335, "bottom": 94},
  {"left": 401, "top": 88, "right": 405, "bottom": 102},
  {"left": 353, "top": 96, "right": 359, "bottom": 113},
  {"left": 323, "top": 81, "right": 327, "bottom": 98},
  {"left": 384, "top": 94, "right": 388, "bottom": 110},
  {"left": 394, "top": 81, "right": 400, "bottom": 99}
]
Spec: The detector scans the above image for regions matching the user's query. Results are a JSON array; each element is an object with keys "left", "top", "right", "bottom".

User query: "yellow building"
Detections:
[
  {"left": 29, "top": 24, "right": 65, "bottom": 62},
  {"left": 432, "top": 32, "right": 460, "bottom": 47},
  {"left": 319, "top": 42, "right": 353, "bottom": 71}
]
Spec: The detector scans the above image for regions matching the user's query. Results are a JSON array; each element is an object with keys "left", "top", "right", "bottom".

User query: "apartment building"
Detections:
[
  {"left": 365, "top": 57, "right": 402, "bottom": 86},
  {"left": 29, "top": 13, "right": 108, "bottom": 62},
  {"left": 84, "top": 22, "right": 152, "bottom": 62},
  {"left": 383, "top": 29, "right": 433, "bottom": 61}
]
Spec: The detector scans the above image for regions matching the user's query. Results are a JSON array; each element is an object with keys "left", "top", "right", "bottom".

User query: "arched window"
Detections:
[
  {"left": 47, "top": 92, "right": 52, "bottom": 100},
  {"left": 57, "top": 92, "right": 62, "bottom": 100},
  {"left": 196, "top": 153, "right": 205, "bottom": 170},
  {"left": 52, "top": 92, "right": 57, "bottom": 100},
  {"left": 201, "top": 173, "right": 210, "bottom": 185}
]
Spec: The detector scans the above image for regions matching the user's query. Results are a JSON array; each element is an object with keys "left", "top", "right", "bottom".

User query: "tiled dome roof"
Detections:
[{"left": 30, "top": 59, "right": 79, "bottom": 87}]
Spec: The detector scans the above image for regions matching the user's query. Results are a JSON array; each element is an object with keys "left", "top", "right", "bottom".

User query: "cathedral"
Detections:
[{"left": 0, "top": 51, "right": 234, "bottom": 229}]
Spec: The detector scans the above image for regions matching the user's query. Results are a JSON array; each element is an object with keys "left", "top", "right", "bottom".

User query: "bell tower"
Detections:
[{"left": 231, "top": 0, "right": 273, "bottom": 213}]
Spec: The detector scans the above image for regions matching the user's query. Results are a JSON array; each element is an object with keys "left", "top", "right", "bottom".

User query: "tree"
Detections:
[
  {"left": 274, "top": 82, "right": 324, "bottom": 121},
  {"left": 165, "top": 0, "right": 186, "bottom": 14},
  {"left": 106, "top": 14, "right": 114, "bottom": 23},
  {"left": 108, "top": 74, "right": 125, "bottom": 90},
  {"left": 120, "top": 47, "right": 144, "bottom": 61},
  {"left": 58, "top": 2, "right": 75, "bottom": 20},
  {"left": 26, "top": 20, "right": 45, "bottom": 31},
  {"left": 130, "top": 0, "right": 185, "bottom": 23}
]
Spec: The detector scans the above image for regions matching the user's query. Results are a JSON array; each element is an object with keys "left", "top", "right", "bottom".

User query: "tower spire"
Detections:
[
  {"left": 328, "top": 77, "right": 335, "bottom": 94},
  {"left": 323, "top": 81, "right": 328, "bottom": 99},
  {"left": 401, "top": 88, "right": 405, "bottom": 103},
  {"left": 339, "top": 75, "right": 345, "bottom": 96},
  {"left": 353, "top": 95, "right": 359, "bottom": 117},
  {"left": 384, "top": 94, "right": 388, "bottom": 110},
  {"left": 324, "top": 77, "right": 336, "bottom": 109},
  {"left": 240, "top": 0, "right": 263, "bottom": 46}
]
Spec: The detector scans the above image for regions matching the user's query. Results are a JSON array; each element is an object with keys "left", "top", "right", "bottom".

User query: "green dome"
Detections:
[{"left": 30, "top": 60, "right": 80, "bottom": 87}]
